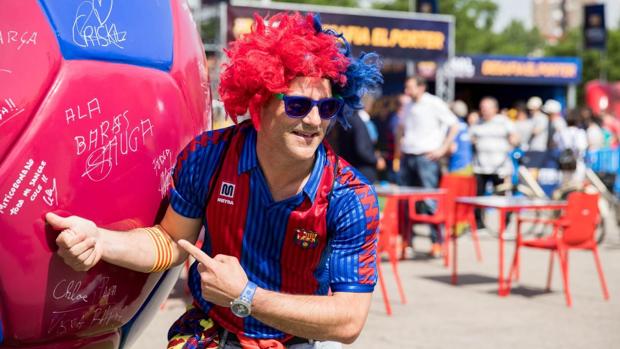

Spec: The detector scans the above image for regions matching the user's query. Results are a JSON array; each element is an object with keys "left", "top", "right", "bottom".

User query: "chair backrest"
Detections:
[
  {"left": 561, "top": 192, "right": 600, "bottom": 246},
  {"left": 378, "top": 197, "right": 400, "bottom": 253},
  {"left": 440, "top": 175, "right": 477, "bottom": 223}
]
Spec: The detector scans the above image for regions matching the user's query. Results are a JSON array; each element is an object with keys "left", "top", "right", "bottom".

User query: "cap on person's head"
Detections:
[
  {"left": 218, "top": 12, "right": 383, "bottom": 130},
  {"left": 542, "top": 99, "right": 562, "bottom": 114},
  {"left": 451, "top": 100, "right": 468, "bottom": 117},
  {"left": 527, "top": 96, "right": 542, "bottom": 110}
]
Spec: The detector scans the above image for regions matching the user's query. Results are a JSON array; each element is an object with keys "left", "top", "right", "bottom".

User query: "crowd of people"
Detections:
[{"left": 330, "top": 75, "right": 620, "bottom": 256}]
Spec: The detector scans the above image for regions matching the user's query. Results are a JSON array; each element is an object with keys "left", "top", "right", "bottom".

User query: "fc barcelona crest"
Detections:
[{"left": 294, "top": 228, "right": 319, "bottom": 249}]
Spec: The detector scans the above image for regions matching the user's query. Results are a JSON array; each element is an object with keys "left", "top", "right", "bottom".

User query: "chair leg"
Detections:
[
  {"left": 443, "top": 224, "right": 451, "bottom": 268},
  {"left": 558, "top": 248, "right": 572, "bottom": 307},
  {"left": 377, "top": 259, "right": 393, "bottom": 315},
  {"left": 546, "top": 251, "right": 555, "bottom": 292},
  {"left": 592, "top": 246, "right": 610, "bottom": 300},
  {"left": 469, "top": 216, "right": 483, "bottom": 262},
  {"left": 514, "top": 219, "right": 522, "bottom": 281},
  {"left": 390, "top": 253, "right": 408, "bottom": 304}
]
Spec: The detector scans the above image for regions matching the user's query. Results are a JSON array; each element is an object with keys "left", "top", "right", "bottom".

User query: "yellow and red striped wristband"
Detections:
[{"left": 145, "top": 225, "right": 173, "bottom": 273}]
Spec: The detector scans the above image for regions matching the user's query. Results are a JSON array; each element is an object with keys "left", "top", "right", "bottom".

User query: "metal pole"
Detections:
[
  {"left": 600, "top": 49, "right": 607, "bottom": 82},
  {"left": 211, "top": 1, "right": 228, "bottom": 100},
  {"left": 408, "top": 0, "right": 417, "bottom": 12},
  {"left": 567, "top": 84, "right": 577, "bottom": 109},
  {"left": 406, "top": 0, "right": 417, "bottom": 82}
]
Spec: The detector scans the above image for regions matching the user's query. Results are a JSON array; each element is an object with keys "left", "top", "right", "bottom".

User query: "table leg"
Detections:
[
  {"left": 397, "top": 198, "right": 407, "bottom": 259},
  {"left": 451, "top": 203, "right": 459, "bottom": 285},
  {"left": 498, "top": 208, "right": 507, "bottom": 296}
]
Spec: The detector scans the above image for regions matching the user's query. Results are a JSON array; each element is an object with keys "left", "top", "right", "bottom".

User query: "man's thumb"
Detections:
[{"left": 45, "top": 212, "right": 72, "bottom": 230}]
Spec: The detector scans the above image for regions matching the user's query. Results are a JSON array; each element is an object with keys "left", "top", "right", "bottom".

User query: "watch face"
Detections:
[{"left": 231, "top": 301, "right": 251, "bottom": 318}]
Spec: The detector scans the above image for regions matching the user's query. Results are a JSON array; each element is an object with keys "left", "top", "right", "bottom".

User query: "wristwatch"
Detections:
[{"left": 230, "top": 281, "right": 257, "bottom": 318}]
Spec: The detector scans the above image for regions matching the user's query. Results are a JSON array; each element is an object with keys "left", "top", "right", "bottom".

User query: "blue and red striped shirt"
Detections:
[{"left": 168, "top": 123, "right": 378, "bottom": 339}]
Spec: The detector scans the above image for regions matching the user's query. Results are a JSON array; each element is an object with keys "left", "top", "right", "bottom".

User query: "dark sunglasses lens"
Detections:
[
  {"left": 318, "top": 99, "right": 342, "bottom": 119},
  {"left": 285, "top": 97, "right": 312, "bottom": 118}
]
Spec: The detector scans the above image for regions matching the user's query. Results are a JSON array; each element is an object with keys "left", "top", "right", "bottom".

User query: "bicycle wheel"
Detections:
[
  {"left": 595, "top": 220, "right": 606, "bottom": 245},
  {"left": 480, "top": 208, "right": 518, "bottom": 240},
  {"left": 481, "top": 208, "right": 555, "bottom": 240}
]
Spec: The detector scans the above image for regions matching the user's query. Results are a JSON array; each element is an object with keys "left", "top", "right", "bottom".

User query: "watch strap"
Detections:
[{"left": 239, "top": 281, "right": 257, "bottom": 304}]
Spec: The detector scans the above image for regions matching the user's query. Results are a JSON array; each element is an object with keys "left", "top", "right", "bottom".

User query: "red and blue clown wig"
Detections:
[{"left": 219, "top": 12, "right": 383, "bottom": 129}]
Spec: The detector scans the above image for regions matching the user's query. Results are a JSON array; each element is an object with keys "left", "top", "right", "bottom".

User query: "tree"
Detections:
[
  {"left": 545, "top": 27, "right": 620, "bottom": 104},
  {"left": 375, "top": 0, "right": 498, "bottom": 54},
  {"left": 491, "top": 20, "right": 545, "bottom": 56}
]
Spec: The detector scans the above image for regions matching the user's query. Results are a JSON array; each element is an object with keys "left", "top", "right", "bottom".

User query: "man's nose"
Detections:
[{"left": 302, "top": 106, "right": 322, "bottom": 127}]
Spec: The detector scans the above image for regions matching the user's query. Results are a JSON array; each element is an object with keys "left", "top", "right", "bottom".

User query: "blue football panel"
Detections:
[{"left": 38, "top": 0, "right": 173, "bottom": 71}]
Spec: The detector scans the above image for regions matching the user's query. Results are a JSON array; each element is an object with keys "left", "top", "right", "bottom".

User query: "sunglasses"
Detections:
[{"left": 275, "top": 93, "right": 343, "bottom": 120}]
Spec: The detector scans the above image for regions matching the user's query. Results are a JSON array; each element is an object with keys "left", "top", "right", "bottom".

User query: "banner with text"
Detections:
[
  {"left": 442, "top": 55, "right": 582, "bottom": 85},
  {"left": 227, "top": 4, "right": 451, "bottom": 61}
]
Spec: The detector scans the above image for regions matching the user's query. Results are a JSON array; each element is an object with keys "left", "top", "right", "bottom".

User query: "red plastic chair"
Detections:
[
  {"left": 377, "top": 196, "right": 407, "bottom": 315},
  {"left": 408, "top": 175, "right": 482, "bottom": 267},
  {"left": 508, "top": 192, "right": 610, "bottom": 307}
]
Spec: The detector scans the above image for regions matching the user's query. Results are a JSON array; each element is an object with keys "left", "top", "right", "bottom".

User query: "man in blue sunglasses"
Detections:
[{"left": 47, "top": 12, "right": 383, "bottom": 349}]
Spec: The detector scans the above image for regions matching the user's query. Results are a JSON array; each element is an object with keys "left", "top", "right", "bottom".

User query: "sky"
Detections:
[{"left": 493, "top": 0, "right": 620, "bottom": 32}]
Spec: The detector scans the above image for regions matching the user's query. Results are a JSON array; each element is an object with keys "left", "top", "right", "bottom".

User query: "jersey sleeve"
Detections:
[
  {"left": 327, "top": 167, "right": 379, "bottom": 293},
  {"left": 168, "top": 128, "right": 231, "bottom": 218}
]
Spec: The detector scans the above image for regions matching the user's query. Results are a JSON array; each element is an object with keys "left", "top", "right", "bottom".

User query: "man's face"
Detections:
[
  {"left": 480, "top": 99, "right": 497, "bottom": 120},
  {"left": 404, "top": 79, "right": 424, "bottom": 100},
  {"left": 258, "top": 76, "right": 332, "bottom": 162}
]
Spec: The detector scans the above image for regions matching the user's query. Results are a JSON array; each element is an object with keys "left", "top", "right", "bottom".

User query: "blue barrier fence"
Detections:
[{"left": 585, "top": 147, "right": 620, "bottom": 195}]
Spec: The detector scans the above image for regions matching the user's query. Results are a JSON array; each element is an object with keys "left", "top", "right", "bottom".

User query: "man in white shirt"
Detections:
[
  {"left": 527, "top": 96, "right": 549, "bottom": 153},
  {"left": 470, "top": 97, "right": 519, "bottom": 229},
  {"left": 395, "top": 76, "right": 459, "bottom": 256}
]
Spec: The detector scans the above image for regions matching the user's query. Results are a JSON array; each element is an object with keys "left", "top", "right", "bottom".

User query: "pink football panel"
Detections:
[
  {"left": 0, "top": 60, "right": 196, "bottom": 344},
  {"left": 0, "top": 0, "right": 62, "bottom": 163}
]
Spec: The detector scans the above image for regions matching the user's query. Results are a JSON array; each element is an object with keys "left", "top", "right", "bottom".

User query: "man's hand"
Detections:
[
  {"left": 376, "top": 156, "right": 386, "bottom": 171},
  {"left": 392, "top": 158, "right": 400, "bottom": 172},
  {"left": 178, "top": 239, "right": 248, "bottom": 307},
  {"left": 46, "top": 212, "right": 103, "bottom": 271},
  {"left": 425, "top": 146, "right": 447, "bottom": 161}
]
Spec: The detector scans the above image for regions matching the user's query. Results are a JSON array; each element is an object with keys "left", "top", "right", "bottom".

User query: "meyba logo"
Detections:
[{"left": 217, "top": 181, "right": 235, "bottom": 205}]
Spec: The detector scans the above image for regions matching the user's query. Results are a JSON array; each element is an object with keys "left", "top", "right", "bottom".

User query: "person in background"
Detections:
[
  {"left": 521, "top": 96, "right": 549, "bottom": 176},
  {"left": 542, "top": 99, "right": 567, "bottom": 152},
  {"left": 466, "top": 110, "right": 480, "bottom": 127},
  {"left": 513, "top": 102, "right": 532, "bottom": 151},
  {"left": 395, "top": 76, "right": 459, "bottom": 257},
  {"left": 372, "top": 95, "right": 401, "bottom": 183},
  {"left": 359, "top": 95, "right": 379, "bottom": 145},
  {"left": 331, "top": 99, "right": 385, "bottom": 183},
  {"left": 581, "top": 107, "right": 604, "bottom": 151},
  {"left": 554, "top": 109, "right": 588, "bottom": 194},
  {"left": 470, "top": 97, "right": 519, "bottom": 230},
  {"left": 448, "top": 100, "right": 474, "bottom": 176},
  {"left": 599, "top": 110, "right": 620, "bottom": 147}
]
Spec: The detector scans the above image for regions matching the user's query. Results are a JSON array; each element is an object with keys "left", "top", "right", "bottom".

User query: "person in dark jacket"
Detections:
[{"left": 330, "top": 109, "right": 382, "bottom": 183}]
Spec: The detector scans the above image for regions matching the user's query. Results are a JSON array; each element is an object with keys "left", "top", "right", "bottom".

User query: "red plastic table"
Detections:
[{"left": 452, "top": 196, "right": 567, "bottom": 296}]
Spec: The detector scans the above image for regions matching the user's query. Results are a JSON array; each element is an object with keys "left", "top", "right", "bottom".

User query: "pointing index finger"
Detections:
[{"left": 178, "top": 239, "right": 215, "bottom": 269}]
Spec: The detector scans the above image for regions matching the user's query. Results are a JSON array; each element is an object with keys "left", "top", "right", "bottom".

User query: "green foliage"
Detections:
[
  {"left": 491, "top": 20, "right": 545, "bottom": 56},
  {"left": 546, "top": 27, "right": 620, "bottom": 103},
  {"left": 373, "top": 0, "right": 409, "bottom": 11}
]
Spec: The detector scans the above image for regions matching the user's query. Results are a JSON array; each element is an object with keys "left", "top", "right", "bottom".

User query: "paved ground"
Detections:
[{"left": 131, "top": 228, "right": 620, "bottom": 349}]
